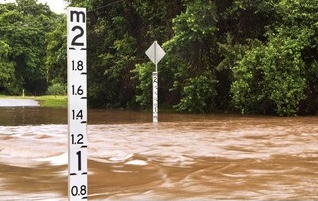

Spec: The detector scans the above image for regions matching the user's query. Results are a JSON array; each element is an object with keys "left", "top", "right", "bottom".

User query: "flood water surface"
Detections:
[{"left": 0, "top": 108, "right": 317, "bottom": 200}]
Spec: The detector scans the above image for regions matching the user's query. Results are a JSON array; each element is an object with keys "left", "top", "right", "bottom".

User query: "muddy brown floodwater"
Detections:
[{"left": 0, "top": 108, "right": 317, "bottom": 200}]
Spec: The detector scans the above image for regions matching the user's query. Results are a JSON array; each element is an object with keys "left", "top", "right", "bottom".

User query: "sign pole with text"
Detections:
[
  {"left": 67, "top": 7, "right": 88, "bottom": 201},
  {"left": 145, "top": 41, "right": 166, "bottom": 123}
]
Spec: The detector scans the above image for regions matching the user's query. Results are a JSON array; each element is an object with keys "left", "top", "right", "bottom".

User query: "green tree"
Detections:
[
  {"left": 45, "top": 15, "right": 67, "bottom": 85},
  {"left": 66, "top": 0, "right": 318, "bottom": 115},
  {"left": 163, "top": 0, "right": 219, "bottom": 113},
  {"left": 230, "top": 0, "right": 317, "bottom": 116},
  {"left": 67, "top": 0, "right": 184, "bottom": 108},
  {"left": 0, "top": 40, "right": 17, "bottom": 94},
  {"left": 83, "top": 1, "right": 139, "bottom": 107},
  {"left": 275, "top": 0, "right": 318, "bottom": 114},
  {"left": 231, "top": 32, "right": 308, "bottom": 116},
  {"left": 0, "top": 0, "right": 58, "bottom": 95}
]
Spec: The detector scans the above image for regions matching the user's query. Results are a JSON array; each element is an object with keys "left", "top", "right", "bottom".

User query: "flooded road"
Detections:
[{"left": 0, "top": 108, "right": 317, "bottom": 200}]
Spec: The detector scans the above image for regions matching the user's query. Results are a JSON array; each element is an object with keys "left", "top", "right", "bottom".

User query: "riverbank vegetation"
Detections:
[{"left": 0, "top": 0, "right": 318, "bottom": 116}]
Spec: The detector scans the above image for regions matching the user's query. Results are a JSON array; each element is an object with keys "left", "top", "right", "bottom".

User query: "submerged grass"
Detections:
[
  {"left": 34, "top": 95, "right": 67, "bottom": 107},
  {"left": 0, "top": 95, "right": 67, "bottom": 107}
]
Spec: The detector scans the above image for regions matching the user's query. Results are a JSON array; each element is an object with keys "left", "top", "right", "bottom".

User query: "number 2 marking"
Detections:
[{"left": 71, "top": 26, "right": 84, "bottom": 46}]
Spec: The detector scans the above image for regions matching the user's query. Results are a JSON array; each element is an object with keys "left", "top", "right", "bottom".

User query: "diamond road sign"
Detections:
[{"left": 145, "top": 41, "right": 166, "bottom": 65}]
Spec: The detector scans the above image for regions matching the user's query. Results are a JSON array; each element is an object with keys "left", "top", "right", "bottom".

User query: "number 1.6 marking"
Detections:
[{"left": 72, "top": 85, "right": 84, "bottom": 96}]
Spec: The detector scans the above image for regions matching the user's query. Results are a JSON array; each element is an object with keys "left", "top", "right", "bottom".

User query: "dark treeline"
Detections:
[{"left": 1, "top": 0, "right": 318, "bottom": 116}]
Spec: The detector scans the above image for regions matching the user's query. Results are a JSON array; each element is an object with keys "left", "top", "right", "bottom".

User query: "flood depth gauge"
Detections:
[{"left": 67, "top": 7, "right": 88, "bottom": 200}]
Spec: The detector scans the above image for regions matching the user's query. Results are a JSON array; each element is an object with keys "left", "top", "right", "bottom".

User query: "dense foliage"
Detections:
[
  {"left": 1, "top": 0, "right": 318, "bottom": 116},
  {"left": 0, "top": 0, "right": 58, "bottom": 95}
]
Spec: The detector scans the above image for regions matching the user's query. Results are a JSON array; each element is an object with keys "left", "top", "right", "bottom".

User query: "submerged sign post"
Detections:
[
  {"left": 67, "top": 7, "right": 88, "bottom": 200},
  {"left": 145, "top": 41, "right": 166, "bottom": 123}
]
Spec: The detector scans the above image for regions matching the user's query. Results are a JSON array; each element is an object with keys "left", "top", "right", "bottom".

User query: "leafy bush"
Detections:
[
  {"left": 133, "top": 62, "right": 154, "bottom": 108},
  {"left": 175, "top": 74, "right": 218, "bottom": 113},
  {"left": 231, "top": 27, "right": 309, "bottom": 116},
  {"left": 46, "top": 83, "right": 66, "bottom": 96}
]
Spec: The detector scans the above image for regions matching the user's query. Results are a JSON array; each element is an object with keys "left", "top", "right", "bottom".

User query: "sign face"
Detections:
[
  {"left": 67, "top": 7, "right": 88, "bottom": 201},
  {"left": 145, "top": 41, "right": 166, "bottom": 66}
]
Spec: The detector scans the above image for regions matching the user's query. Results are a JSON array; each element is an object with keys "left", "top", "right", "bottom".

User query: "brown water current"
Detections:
[{"left": 0, "top": 108, "right": 317, "bottom": 200}]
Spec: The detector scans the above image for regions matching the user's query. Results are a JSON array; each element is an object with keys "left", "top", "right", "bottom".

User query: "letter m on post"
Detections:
[{"left": 70, "top": 11, "right": 86, "bottom": 23}]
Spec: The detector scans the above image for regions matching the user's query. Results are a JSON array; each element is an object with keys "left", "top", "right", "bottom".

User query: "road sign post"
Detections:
[
  {"left": 67, "top": 7, "right": 88, "bottom": 200},
  {"left": 145, "top": 41, "right": 165, "bottom": 123}
]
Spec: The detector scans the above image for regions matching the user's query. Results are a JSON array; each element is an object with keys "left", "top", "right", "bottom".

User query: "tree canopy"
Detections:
[
  {"left": 1, "top": 0, "right": 318, "bottom": 116},
  {"left": 0, "top": 0, "right": 59, "bottom": 95}
]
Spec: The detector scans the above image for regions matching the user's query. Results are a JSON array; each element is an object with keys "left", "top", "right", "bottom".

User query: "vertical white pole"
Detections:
[
  {"left": 67, "top": 7, "right": 88, "bottom": 201},
  {"left": 153, "top": 72, "right": 158, "bottom": 123},
  {"left": 153, "top": 41, "right": 158, "bottom": 123}
]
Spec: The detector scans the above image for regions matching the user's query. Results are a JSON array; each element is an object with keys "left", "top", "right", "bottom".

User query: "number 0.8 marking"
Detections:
[{"left": 71, "top": 185, "right": 87, "bottom": 197}]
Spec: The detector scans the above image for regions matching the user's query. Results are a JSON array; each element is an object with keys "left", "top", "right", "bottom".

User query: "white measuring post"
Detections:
[
  {"left": 152, "top": 72, "right": 158, "bottom": 123},
  {"left": 145, "top": 41, "right": 166, "bottom": 123},
  {"left": 67, "top": 7, "right": 88, "bottom": 200}
]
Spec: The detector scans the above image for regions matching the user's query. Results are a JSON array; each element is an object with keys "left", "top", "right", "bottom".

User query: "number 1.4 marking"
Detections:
[{"left": 72, "top": 110, "right": 83, "bottom": 120}]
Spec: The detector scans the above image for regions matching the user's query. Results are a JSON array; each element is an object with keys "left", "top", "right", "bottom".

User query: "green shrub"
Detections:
[
  {"left": 46, "top": 83, "right": 66, "bottom": 96},
  {"left": 175, "top": 75, "right": 218, "bottom": 113}
]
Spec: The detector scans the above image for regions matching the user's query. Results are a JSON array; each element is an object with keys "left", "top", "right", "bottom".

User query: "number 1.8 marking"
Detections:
[{"left": 72, "top": 60, "right": 84, "bottom": 71}]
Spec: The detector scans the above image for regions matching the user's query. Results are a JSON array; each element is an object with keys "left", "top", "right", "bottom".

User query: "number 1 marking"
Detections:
[{"left": 76, "top": 151, "right": 82, "bottom": 171}]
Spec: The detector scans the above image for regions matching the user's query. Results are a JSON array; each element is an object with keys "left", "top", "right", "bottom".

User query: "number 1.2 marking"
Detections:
[{"left": 71, "top": 134, "right": 84, "bottom": 145}]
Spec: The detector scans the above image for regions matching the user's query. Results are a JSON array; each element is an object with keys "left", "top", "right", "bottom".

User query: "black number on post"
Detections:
[
  {"left": 72, "top": 85, "right": 84, "bottom": 95},
  {"left": 72, "top": 110, "right": 83, "bottom": 120},
  {"left": 71, "top": 134, "right": 84, "bottom": 144},
  {"left": 71, "top": 185, "right": 86, "bottom": 196},
  {"left": 76, "top": 151, "right": 82, "bottom": 171},
  {"left": 72, "top": 60, "right": 84, "bottom": 71},
  {"left": 71, "top": 185, "right": 78, "bottom": 196},
  {"left": 71, "top": 26, "right": 84, "bottom": 46}
]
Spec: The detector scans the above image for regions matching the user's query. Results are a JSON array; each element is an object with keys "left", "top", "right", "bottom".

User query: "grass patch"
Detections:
[{"left": 34, "top": 95, "right": 67, "bottom": 107}]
